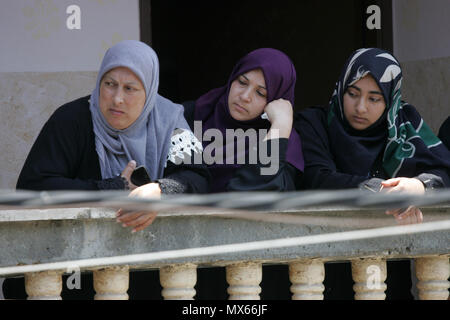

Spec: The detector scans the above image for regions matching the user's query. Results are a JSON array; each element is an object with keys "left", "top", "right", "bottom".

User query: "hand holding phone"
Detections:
[{"left": 130, "top": 165, "right": 151, "bottom": 186}]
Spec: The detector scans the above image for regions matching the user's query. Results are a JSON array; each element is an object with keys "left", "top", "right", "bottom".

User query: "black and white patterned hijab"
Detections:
[{"left": 327, "top": 48, "right": 450, "bottom": 178}]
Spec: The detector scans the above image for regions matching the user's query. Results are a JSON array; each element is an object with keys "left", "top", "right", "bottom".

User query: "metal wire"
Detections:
[{"left": 1, "top": 188, "right": 450, "bottom": 211}]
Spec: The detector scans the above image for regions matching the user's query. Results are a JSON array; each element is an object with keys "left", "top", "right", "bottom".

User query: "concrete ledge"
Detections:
[
  {"left": 0, "top": 207, "right": 114, "bottom": 222},
  {"left": 0, "top": 207, "right": 449, "bottom": 275}
]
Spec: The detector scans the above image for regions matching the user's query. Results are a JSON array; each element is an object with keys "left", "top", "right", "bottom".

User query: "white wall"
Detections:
[
  {"left": 0, "top": 0, "right": 140, "bottom": 72},
  {"left": 393, "top": 0, "right": 450, "bottom": 62},
  {"left": 392, "top": 0, "right": 450, "bottom": 133}
]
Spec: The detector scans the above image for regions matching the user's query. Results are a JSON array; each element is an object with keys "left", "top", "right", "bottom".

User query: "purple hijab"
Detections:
[{"left": 194, "top": 48, "right": 304, "bottom": 192}]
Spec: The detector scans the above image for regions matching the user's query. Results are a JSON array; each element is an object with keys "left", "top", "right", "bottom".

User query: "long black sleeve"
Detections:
[
  {"left": 159, "top": 161, "right": 211, "bottom": 194},
  {"left": 15, "top": 97, "right": 109, "bottom": 191},
  {"left": 227, "top": 138, "right": 301, "bottom": 191},
  {"left": 294, "top": 111, "right": 367, "bottom": 189}
]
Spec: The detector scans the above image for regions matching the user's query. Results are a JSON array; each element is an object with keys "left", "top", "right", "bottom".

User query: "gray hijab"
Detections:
[{"left": 89, "top": 40, "right": 190, "bottom": 180}]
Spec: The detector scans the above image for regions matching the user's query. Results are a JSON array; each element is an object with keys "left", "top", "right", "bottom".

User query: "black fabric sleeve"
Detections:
[
  {"left": 16, "top": 106, "right": 100, "bottom": 190},
  {"left": 159, "top": 161, "right": 210, "bottom": 194},
  {"left": 156, "top": 177, "right": 188, "bottom": 194},
  {"left": 414, "top": 171, "right": 448, "bottom": 190},
  {"left": 295, "top": 112, "right": 367, "bottom": 189},
  {"left": 16, "top": 99, "right": 127, "bottom": 191},
  {"left": 358, "top": 177, "right": 384, "bottom": 193},
  {"left": 226, "top": 138, "right": 301, "bottom": 191},
  {"left": 94, "top": 176, "right": 127, "bottom": 190},
  {"left": 438, "top": 116, "right": 450, "bottom": 150}
]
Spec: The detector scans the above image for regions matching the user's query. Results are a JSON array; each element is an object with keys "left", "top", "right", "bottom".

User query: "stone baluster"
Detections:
[
  {"left": 160, "top": 263, "right": 197, "bottom": 300},
  {"left": 226, "top": 262, "right": 262, "bottom": 300},
  {"left": 415, "top": 256, "right": 450, "bottom": 300},
  {"left": 351, "top": 258, "right": 387, "bottom": 300},
  {"left": 93, "top": 266, "right": 129, "bottom": 300},
  {"left": 25, "top": 271, "right": 63, "bottom": 300},
  {"left": 289, "top": 260, "right": 325, "bottom": 300}
]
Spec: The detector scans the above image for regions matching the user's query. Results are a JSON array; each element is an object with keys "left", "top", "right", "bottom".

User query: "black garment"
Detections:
[
  {"left": 324, "top": 48, "right": 450, "bottom": 181},
  {"left": 438, "top": 116, "right": 450, "bottom": 186},
  {"left": 438, "top": 116, "right": 450, "bottom": 150},
  {"left": 294, "top": 107, "right": 450, "bottom": 189},
  {"left": 16, "top": 96, "right": 210, "bottom": 194},
  {"left": 293, "top": 107, "right": 368, "bottom": 189},
  {"left": 182, "top": 101, "right": 301, "bottom": 191}
]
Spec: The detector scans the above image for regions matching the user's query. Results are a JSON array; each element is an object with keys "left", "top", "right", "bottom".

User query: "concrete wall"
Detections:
[
  {"left": 393, "top": 0, "right": 450, "bottom": 133},
  {"left": 0, "top": 0, "right": 140, "bottom": 189}
]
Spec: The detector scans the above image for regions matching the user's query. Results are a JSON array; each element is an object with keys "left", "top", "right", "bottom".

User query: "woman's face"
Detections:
[
  {"left": 99, "top": 67, "right": 146, "bottom": 130},
  {"left": 228, "top": 69, "right": 268, "bottom": 121},
  {"left": 343, "top": 74, "right": 386, "bottom": 130}
]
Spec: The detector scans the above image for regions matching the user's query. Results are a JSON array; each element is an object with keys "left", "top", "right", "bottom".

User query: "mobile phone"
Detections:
[{"left": 130, "top": 165, "right": 151, "bottom": 186}]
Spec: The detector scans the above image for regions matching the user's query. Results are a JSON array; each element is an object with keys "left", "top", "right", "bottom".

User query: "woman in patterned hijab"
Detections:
[{"left": 295, "top": 48, "right": 450, "bottom": 224}]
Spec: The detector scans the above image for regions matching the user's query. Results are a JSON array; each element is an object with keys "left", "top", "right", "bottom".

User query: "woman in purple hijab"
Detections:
[{"left": 182, "top": 48, "right": 304, "bottom": 192}]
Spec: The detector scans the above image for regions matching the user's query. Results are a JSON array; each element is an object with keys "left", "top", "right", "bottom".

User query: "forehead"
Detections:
[
  {"left": 103, "top": 66, "right": 142, "bottom": 84},
  {"left": 350, "top": 74, "right": 381, "bottom": 91},
  {"left": 241, "top": 69, "right": 266, "bottom": 86}
]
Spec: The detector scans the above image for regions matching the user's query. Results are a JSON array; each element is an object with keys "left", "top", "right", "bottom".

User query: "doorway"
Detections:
[{"left": 142, "top": 0, "right": 392, "bottom": 110}]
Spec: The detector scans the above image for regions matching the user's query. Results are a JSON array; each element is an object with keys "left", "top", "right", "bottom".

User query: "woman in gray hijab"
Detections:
[{"left": 16, "top": 40, "right": 210, "bottom": 232}]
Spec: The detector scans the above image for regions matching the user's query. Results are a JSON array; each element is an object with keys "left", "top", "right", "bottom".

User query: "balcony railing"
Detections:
[{"left": 1, "top": 196, "right": 449, "bottom": 300}]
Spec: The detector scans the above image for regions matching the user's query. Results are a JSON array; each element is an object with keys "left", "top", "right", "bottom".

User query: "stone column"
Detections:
[
  {"left": 160, "top": 263, "right": 197, "bottom": 300},
  {"left": 351, "top": 258, "right": 387, "bottom": 300},
  {"left": 226, "top": 262, "right": 262, "bottom": 300},
  {"left": 289, "top": 260, "right": 325, "bottom": 300},
  {"left": 415, "top": 256, "right": 450, "bottom": 300},
  {"left": 93, "top": 266, "right": 129, "bottom": 300},
  {"left": 25, "top": 271, "right": 63, "bottom": 300}
]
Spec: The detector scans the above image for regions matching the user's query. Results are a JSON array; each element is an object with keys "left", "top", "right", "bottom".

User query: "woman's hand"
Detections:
[
  {"left": 381, "top": 177, "right": 425, "bottom": 195},
  {"left": 381, "top": 177, "right": 425, "bottom": 225},
  {"left": 121, "top": 160, "right": 138, "bottom": 191},
  {"left": 129, "top": 182, "right": 162, "bottom": 198},
  {"left": 263, "top": 99, "right": 293, "bottom": 140},
  {"left": 385, "top": 206, "right": 423, "bottom": 225},
  {"left": 116, "top": 182, "right": 162, "bottom": 232}
]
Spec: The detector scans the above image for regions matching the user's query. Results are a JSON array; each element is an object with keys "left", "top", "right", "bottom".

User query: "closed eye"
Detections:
[
  {"left": 238, "top": 79, "right": 247, "bottom": 86},
  {"left": 256, "top": 90, "right": 266, "bottom": 98}
]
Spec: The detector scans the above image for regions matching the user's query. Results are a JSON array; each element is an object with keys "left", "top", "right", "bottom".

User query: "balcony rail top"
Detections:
[{"left": 1, "top": 189, "right": 449, "bottom": 277}]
